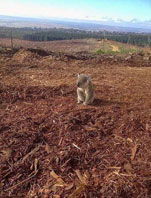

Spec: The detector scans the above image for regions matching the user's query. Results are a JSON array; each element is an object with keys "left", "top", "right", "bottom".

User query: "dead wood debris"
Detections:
[{"left": 1, "top": 49, "right": 151, "bottom": 197}]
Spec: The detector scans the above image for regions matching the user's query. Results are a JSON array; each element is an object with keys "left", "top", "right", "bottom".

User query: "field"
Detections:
[
  {"left": 1, "top": 39, "right": 151, "bottom": 197},
  {"left": 0, "top": 37, "right": 150, "bottom": 54},
  {"left": 0, "top": 38, "right": 103, "bottom": 53}
]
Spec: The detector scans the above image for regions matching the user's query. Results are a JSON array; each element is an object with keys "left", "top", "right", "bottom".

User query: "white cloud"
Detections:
[
  {"left": 0, "top": 0, "right": 143, "bottom": 23},
  {"left": 0, "top": 0, "right": 94, "bottom": 20}
]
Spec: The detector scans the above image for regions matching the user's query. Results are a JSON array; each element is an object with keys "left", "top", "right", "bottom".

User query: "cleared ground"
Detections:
[
  {"left": 0, "top": 38, "right": 103, "bottom": 53},
  {"left": 0, "top": 43, "right": 151, "bottom": 197},
  {"left": 0, "top": 38, "right": 149, "bottom": 54}
]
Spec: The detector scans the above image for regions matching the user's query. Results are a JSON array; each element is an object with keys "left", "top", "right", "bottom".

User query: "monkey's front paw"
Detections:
[
  {"left": 83, "top": 102, "right": 87, "bottom": 106},
  {"left": 77, "top": 99, "right": 83, "bottom": 104}
]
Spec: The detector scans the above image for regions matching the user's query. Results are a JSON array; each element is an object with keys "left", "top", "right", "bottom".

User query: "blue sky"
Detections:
[{"left": 0, "top": 0, "right": 151, "bottom": 21}]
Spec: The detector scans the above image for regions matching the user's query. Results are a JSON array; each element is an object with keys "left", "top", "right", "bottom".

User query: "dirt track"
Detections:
[{"left": 1, "top": 48, "right": 151, "bottom": 197}]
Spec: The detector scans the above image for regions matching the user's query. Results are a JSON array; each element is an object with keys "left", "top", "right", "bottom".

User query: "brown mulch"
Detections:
[{"left": 1, "top": 49, "right": 151, "bottom": 197}]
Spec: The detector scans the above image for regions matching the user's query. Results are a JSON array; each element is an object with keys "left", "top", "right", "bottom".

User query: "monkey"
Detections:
[{"left": 77, "top": 73, "right": 94, "bottom": 105}]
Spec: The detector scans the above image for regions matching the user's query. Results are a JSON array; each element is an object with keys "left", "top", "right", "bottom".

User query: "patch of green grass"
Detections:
[
  {"left": 96, "top": 49, "right": 105, "bottom": 55},
  {"left": 96, "top": 46, "right": 142, "bottom": 56},
  {"left": 96, "top": 49, "right": 119, "bottom": 55},
  {"left": 95, "top": 40, "right": 146, "bottom": 56},
  {"left": 118, "top": 47, "right": 137, "bottom": 55}
]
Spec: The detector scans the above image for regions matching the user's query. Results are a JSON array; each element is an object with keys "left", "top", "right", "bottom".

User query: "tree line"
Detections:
[
  {"left": 0, "top": 26, "right": 151, "bottom": 47},
  {"left": 23, "top": 29, "right": 151, "bottom": 47}
]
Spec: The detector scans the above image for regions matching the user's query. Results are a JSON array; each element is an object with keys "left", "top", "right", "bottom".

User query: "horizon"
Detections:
[{"left": 0, "top": 0, "right": 151, "bottom": 22}]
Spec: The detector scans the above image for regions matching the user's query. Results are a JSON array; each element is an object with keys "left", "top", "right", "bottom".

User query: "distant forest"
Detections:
[{"left": 0, "top": 26, "right": 151, "bottom": 47}]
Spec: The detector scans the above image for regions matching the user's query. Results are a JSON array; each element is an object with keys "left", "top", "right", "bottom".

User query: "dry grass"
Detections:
[
  {"left": 0, "top": 38, "right": 150, "bottom": 54},
  {"left": 0, "top": 38, "right": 102, "bottom": 53}
]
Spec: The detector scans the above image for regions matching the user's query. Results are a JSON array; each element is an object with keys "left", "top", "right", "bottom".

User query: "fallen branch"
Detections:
[
  {"left": 4, "top": 158, "right": 39, "bottom": 192},
  {"left": 1, "top": 144, "right": 42, "bottom": 180}
]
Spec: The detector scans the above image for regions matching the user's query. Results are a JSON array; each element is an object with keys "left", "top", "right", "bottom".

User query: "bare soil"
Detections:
[
  {"left": 0, "top": 38, "right": 149, "bottom": 54},
  {"left": 0, "top": 38, "right": 103, "bottom": 53},
  {"left": 1, "top": 47, "right": 151, "bottom": 197}
]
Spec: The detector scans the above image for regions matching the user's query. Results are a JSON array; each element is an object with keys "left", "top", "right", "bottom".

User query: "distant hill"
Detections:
[
  {"left": 1, "top": 15, "right": 151, "bottom": 33},
  {"left": 0, "top": 26, "right": 151, "bottom": 47},
  {"left": 0, "top": 37, "right": 150, "bottom": 56}
]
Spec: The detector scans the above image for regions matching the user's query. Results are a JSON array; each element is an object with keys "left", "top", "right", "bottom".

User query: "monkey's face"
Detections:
[{"left": 77, "top": 74, "right": 89, "bottom": 89}]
